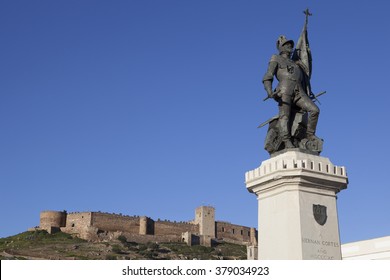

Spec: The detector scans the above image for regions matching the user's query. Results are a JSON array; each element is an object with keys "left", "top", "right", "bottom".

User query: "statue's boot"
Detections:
[
  {"left": 306, "top": 132, "right": 322, "bottom": 142},
  {"left": 283, "top": 139, "right": 295, "bottom": 149},
  {"left": 279, "top": 117, "right": 295, "bottom": 149}
]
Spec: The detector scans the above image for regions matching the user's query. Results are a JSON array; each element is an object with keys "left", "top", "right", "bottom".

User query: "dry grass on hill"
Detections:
[{"left": 0, "top": 230, "right": 247, "bottom": 260}]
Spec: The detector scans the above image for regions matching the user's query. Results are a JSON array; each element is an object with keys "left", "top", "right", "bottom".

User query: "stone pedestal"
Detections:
[{"left": 245, "top": 150, "right": 348, "bottom": 260}]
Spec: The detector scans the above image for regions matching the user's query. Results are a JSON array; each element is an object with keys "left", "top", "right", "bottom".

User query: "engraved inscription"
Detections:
[
  {"left": 302, "top": 237, "right": 340, "bottom": 260},
  {"left": 302, "top": 238, "right": 339, "bottom": 247}
]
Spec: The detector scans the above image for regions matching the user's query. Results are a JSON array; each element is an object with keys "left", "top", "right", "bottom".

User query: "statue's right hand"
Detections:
[
  {"left": 271, "top": 89, "right": 282, "bottom": 99},
  {"left": 268, "top": 93, "right": 280, "bottom": 103}
]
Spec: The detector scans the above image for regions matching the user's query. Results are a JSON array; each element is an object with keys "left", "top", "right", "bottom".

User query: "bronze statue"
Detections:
[{"left": 261, "top": 9, "right": 324, "bottom": 155}]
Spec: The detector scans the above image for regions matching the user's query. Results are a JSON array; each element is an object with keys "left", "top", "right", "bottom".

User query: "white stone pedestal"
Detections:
[{"left": 245, "top": 150, "right": 348, "bottom": 260}]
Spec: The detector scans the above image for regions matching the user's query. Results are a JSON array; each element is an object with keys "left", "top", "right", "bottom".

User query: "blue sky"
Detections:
[{"left": 1, "top": 1, "right": 389, "bottom": 244}]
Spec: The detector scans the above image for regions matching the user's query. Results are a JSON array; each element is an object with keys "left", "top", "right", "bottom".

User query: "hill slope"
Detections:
[{"left": 0, "top": 230, "right": 247, "bottom": 260}]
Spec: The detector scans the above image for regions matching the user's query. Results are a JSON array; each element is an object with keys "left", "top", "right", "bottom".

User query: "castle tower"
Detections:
[
  {"left": 40, "top": 210, "right": 67, "bottom": 233},
  {"left": 139, "top": 216, "right": 147, "bottom": 235},
  {"left": 139, "top": 216, "right": 154, "bottom": 235},
  {"left": 250, "top": 227, "right": 258, "bottom": 245},
  {"left": 195, "top": 206, "right": 215, "bottom": 238}
]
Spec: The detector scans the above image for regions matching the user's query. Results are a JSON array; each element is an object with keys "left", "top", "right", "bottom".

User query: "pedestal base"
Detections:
[{"left": 245, "top": 151, "right": 348, "bottom": 260}]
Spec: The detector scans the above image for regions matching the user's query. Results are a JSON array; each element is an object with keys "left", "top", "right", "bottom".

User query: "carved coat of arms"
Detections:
[{"left": 313, "top": 204, "right": 327, "bottom": 226}]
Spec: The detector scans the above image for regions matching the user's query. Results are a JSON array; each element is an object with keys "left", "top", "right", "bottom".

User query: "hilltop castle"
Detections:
[{"left": 35, "top": 206, "right": 258, "bottom": 247}]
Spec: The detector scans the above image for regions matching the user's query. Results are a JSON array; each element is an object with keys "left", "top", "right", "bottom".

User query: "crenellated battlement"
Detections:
[{"left": 246, "top": 150, "right": 347, "bottom": 183}]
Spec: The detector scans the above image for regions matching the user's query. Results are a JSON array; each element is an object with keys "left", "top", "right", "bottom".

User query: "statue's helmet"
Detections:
[{"left": 276, "top": 35, "right": 294, "bottom": 52}]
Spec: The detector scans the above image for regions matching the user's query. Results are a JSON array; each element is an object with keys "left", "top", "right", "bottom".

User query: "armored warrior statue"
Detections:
[{"left": 261, "top": 9, "right": 324, "bottom": 155}]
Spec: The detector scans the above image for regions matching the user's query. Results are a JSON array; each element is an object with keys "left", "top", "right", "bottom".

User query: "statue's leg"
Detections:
[
  {"left": 295, "top": 94, "right": 320, "bottom": 137},
  {"left": 278, "top": 94, "right": 295, "bottom": 148}
]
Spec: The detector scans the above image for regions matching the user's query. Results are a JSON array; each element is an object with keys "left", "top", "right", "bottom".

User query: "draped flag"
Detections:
[{"left": 292, "top": 9, "right": 313, "bottom": 96}]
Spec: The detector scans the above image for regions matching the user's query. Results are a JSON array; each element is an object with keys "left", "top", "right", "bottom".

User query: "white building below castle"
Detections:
[{"left": 341, "top": 236, "right": 390, "bottom": 260}]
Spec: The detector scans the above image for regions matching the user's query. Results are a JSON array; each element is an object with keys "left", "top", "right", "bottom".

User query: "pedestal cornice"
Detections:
[{"left": 246, "top": 151, "right": 348, "bottom": 195}]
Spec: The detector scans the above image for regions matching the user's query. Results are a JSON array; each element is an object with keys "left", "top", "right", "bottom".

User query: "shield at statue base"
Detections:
[{"left": 313, "top": 204, "right": 327, "bottom": 226}]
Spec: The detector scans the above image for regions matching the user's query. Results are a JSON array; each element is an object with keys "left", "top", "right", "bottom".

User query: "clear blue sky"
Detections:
[{"left": 1, "top": 0, "right": 389, "bottom": 244}]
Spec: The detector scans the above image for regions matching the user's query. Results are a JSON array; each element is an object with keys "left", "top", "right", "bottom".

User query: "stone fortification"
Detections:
[
  {"left": 195, "top": 206, "right": 215, "bottom": 237},
  {"left": 40, "top": 211, "right": 67, "bottom": 233},
  {"left": 216, "top": 221, "right": 256, "bottom": 245},
  {"left": 91, "top": 212, "right": 140, "bottom": 234},
  {"left": 36, "top": 206, "right": 257, "bottom": 246},
  {"left": 154, "top": 220, "right": 199, "bottom": 236}
]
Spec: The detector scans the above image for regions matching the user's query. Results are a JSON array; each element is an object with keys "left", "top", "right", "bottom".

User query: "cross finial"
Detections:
[
  {"left": 303, "top": 8, "right": 312, "bottom": 25},
  {"left": 303, "top": 8, "right": 312, "bottom": 17}
]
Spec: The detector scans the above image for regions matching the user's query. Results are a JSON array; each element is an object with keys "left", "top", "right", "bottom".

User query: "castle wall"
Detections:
[
  {"left": 122, "top": 232, "right": 184, "bottom": 244},
  {"left": 216, "top": 221, "right": 253, "bottom": 244},
  {"left": 37, "top": 208, "right": 257, "bottom": 246},
  {"left": 90, "top": 212, "right": 140, "bottom": 234},
  {"left": 154, "top": 221, "right": 199, "bottom": 236},
  {"left": 65, "top": 212, "right": 93, "bottom": 229},
  {"left": 60, "top": 212, "right": 96, "bottom": 239},
  {"left": 182, "top": 232, "right": 200, "bottom": 246}
]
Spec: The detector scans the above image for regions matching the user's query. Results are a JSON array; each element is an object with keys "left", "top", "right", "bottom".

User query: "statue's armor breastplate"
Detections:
[{"left": 274, "top": 56, "right": 302, "bottom": 95}]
